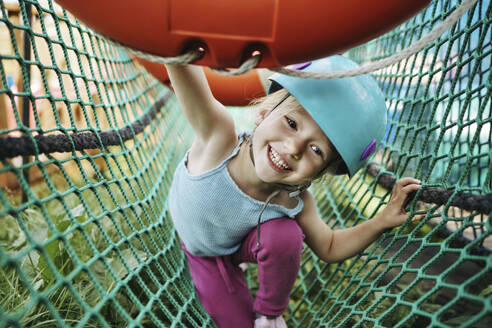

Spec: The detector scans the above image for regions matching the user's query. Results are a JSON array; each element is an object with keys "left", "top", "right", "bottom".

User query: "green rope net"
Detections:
[{"left": 0, "top": 0, "right": 490, "bottom": 327}]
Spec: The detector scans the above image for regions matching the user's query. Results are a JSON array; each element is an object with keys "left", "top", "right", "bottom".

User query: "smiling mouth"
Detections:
[{"left": 268, "top": 146, "right": 291, "bottom": 171}]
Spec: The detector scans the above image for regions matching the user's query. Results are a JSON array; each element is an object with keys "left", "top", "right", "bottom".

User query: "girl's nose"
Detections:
[{"left": 285, "top": 137, "right": 306, "bottom": 160}]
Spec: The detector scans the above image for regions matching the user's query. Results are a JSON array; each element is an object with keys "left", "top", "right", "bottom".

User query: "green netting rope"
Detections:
[{"left": 0, "top": 0, "right": 491, "bottom": 327}]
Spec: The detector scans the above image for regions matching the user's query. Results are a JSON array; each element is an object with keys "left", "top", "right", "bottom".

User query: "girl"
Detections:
[{"left": 167, "top": 56, "right": 421, "bottom": 328}]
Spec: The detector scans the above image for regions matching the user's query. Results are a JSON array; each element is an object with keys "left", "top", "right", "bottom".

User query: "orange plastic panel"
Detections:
[
  {"left": 57, "top": 0, "right": 431, "bottom": 68},
  {"left": 170, "top": 0, "right": 276, "bottom": 40}
]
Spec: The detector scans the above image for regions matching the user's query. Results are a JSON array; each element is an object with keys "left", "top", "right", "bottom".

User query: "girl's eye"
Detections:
[
  {"left": 286, "top": 117, "right": 297, "bottom": 129},
  {"left": 311, "top": 145, "right": 323, "bottom": 157}
]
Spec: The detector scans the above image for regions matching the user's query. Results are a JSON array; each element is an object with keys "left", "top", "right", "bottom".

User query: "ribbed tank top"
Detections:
[{"left": 168, "top": 133, "right": 304, "bottom": 256}]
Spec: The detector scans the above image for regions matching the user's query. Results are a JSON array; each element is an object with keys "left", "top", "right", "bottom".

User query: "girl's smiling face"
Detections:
[{"left": 251, "top": 101, "right": 337, "bottom": 186}]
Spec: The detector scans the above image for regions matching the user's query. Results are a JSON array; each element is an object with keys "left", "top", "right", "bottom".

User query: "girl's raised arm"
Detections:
[{"left": 165, "top": 64, "right": 235, "bottom": 145}]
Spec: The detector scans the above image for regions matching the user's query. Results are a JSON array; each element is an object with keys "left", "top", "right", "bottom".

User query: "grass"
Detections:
[
  {"left": 0, "top": 166, "right": 210, "bottom": 326},
  {"left": 0, "top": 173, "right": 158, "bottom": 327}
]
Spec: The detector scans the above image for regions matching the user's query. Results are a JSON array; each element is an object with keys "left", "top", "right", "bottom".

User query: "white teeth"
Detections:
[{"left": 269, "top": 147, "right": 290, "bottom": 170}]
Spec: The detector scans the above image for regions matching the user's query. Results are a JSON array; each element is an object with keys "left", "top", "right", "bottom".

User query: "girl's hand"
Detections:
[
  {"left": 377, "top": 177, "right": 424, "bottom": 229},
  {"left": 254, "top": 315, "right": 287, "bottom": 328}
]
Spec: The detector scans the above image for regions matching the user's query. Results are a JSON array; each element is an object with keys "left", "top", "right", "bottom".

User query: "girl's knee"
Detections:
[{"left": 258, "top": 218, "right": 304, "bottom": 260}]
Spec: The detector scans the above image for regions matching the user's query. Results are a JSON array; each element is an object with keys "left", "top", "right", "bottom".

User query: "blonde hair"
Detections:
[{"left": 250, "top": 89, "right": 303, "bottom": 117}]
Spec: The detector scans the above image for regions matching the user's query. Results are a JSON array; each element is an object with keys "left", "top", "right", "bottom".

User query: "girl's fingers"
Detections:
[
  {"left": 401, "top": 183, "right": 421, "bottom": 194},
  {"left": 397, "top": 177, "right": 421, "bottom": 186},
  {"left": 391, "top": 178, "right": 420, "bottom": 200},
  {"left": 411, "top": 214, "right": 426, "bottom": 222},
  {"left": 392, "top": 183, "right": 421, "bottom": 204}
]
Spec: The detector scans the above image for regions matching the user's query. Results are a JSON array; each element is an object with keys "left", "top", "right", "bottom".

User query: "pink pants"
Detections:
[{"left": 181, "top": 218, "right": 304, "bottom": 328}]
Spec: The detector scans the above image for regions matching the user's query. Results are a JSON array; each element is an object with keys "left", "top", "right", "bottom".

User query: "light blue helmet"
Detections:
[{"left": 268, "top": 55, "right": 387, "bottom": 177}]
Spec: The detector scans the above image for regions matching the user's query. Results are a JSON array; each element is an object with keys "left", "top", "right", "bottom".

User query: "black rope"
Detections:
[
  {"left": 367, "top": 164, "right": 492, "bottom": 215},
  {"left": 0, "top": 93, "right": 171, "bottom": 158}
]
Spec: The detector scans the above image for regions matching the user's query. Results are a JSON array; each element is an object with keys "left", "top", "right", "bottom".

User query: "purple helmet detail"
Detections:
[
  {"left": 290, "top": 61, "right": 312, "bottom": 70},
  {"left": 361, "top": 139, "right": 377, "bottom": 160}
]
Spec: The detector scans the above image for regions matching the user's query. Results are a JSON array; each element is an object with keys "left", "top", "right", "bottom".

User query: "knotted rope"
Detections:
[{"left": 0, "top": 93, "right": 171, "bottom": 158}]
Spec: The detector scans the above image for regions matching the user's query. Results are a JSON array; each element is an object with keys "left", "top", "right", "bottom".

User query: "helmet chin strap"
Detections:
[{"left": 248, "top": 93, "right": 311, "bottom": 246}]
